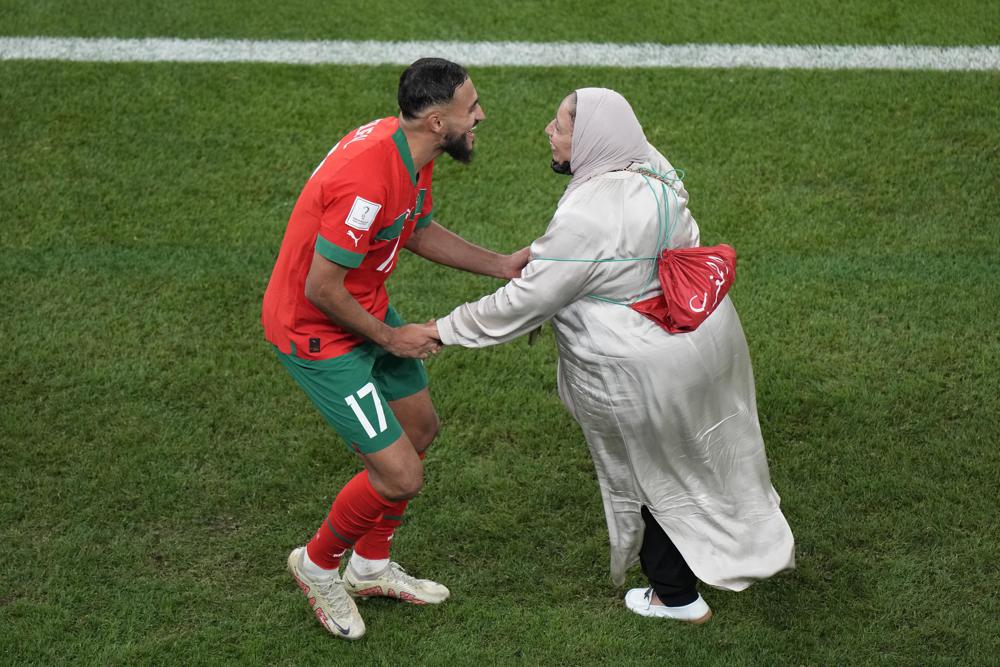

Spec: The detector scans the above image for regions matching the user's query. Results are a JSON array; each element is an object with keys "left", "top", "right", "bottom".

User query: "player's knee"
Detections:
[
  {"left": 397, "top": 470, "right": 424, "bottom": 500},
  {"left": 382, "top": 467, "right": 423, "bottom": 501}
]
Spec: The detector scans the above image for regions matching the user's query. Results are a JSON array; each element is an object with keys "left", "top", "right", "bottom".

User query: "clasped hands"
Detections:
[
  {"left": 384, "top": 248, "right": 530, "bottom": 360},
  {"left": 385, "top": 321, "right": 442, "bottom": 360}
]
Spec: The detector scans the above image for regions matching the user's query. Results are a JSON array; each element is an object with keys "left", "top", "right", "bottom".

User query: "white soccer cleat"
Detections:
[
  {"left": 343, "top": 561, "right": 450, "bottom": 605},
  {"left": 287, "top": 547, "right": 366, "bottom": 640},
  {"left": 624, "top": 587, "right": 713, "bottom": 624}
]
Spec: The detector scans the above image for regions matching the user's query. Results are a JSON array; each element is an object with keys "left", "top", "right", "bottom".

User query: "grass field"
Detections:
[
  {"left": 2, "top": 3, "right": 999, "bottom": 666},
  {"left": 1, "top": 0, "right": 998, "bottom": 45}
]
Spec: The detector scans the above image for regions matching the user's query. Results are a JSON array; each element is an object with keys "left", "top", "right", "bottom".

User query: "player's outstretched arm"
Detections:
[
  {"left": 304, "top": 252, "right": 441, "bottom": 359},
  {"left": 405, "top": 220, "right": 529, "bottom": 279}
]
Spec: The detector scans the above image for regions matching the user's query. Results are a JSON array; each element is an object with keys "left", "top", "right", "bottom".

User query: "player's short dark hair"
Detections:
[{"left": 397, "top": 58, "right": 469, "bottom": 120}]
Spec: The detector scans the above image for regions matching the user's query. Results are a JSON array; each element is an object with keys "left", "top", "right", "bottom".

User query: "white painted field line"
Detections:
[{"left": 1, "top": 37, "right": 998, "bottom": 71}]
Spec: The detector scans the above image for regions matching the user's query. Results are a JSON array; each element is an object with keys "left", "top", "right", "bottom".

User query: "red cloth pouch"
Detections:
[{"left": 630, "top": 244, "right": 737, "bottom": 333}]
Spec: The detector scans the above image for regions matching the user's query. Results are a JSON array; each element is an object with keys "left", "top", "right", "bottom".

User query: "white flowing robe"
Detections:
[{"left": 437, "top": 148, "right": 795, "bottom": 590}]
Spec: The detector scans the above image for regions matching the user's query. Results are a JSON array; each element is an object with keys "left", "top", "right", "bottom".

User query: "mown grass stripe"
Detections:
[{"left": 1, "top": 37, "right": 998, "bottom": 70}]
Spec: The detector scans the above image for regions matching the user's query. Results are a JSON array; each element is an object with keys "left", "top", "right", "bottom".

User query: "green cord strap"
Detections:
[
  {"left": 531, "top": 164, "right": 684, "bottom": 306},
  {"left": 532, "top": 256, "right": 657, "bottom": 262}
]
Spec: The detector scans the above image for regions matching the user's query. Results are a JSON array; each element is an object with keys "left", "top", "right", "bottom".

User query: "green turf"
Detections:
[
  {"left": 2, "top": 54, "right": 999, "bottom": 667},
  {"left": 1, "top": 0, "right": 999, "bottom": 46}
]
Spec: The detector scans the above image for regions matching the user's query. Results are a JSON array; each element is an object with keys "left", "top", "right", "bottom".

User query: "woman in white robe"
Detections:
[{"left": 433, "top": 88, "right": 794, "bottom": 623}]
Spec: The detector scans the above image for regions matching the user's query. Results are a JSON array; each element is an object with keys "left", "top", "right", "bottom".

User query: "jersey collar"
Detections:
[{"left": 391, "top": 126, "right": 418, "bottom": 186}]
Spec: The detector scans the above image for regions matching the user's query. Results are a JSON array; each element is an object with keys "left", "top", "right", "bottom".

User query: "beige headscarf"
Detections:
[{"left": 560, "top": 87, "right": 649, "bottom": 205}]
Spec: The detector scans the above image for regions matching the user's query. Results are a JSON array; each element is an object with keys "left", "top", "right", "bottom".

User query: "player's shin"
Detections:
[
  {"left": 351, "top": 449, "right": 424, "bottom": 568},
  {"left": 306, "top": 470, "right": 397, "bottom": 571}
]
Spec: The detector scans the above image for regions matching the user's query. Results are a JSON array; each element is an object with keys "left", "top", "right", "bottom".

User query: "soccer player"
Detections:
[{"left": 261, "top": 58, "right": 529, "bottom": 640}]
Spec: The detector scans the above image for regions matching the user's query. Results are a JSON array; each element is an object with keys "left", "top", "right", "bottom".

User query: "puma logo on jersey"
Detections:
[{"left": 346, "top": 230, "right": 362, "bottom": 247}]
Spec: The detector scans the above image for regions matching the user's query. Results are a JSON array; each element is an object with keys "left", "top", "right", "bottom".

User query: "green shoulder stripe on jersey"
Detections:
[
  {"left": 392, "top": 127, "right": 418, "bottom": 186},
  {"left": 375, "top": 210, "right": 407, "bottom": 241},
  {"left": 316, "top": 235, "right": 364, "bottom": 268},
  {"left": 415, "top": 207, "right": 435, "bottom": 230},
  {"left": 414, "top": 188, "right": 427, "bottom": 217}
]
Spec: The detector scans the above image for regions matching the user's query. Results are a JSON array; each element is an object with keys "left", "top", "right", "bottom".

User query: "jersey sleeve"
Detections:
[
  {"left": 414, "top": 161, "right": 435, "bottom": 230},
  {"left": 315, "top": 175, "right": 388, "bottom": 268}
]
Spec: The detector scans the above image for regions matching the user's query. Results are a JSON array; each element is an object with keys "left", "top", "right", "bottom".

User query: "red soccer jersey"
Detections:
[{"left": 261, "top": 117, "right": 435, "bottom": 359}]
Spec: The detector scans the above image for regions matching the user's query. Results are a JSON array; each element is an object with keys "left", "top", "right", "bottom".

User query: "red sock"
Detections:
[
  {"left": 353, "top": 451, "right": 425, "bottom": 560},
  {"left": 353, "top": 500, "right": 408, "bottom": 560},
  {"left": 306, "top": 470, "right": 395, "bottom": 570}
]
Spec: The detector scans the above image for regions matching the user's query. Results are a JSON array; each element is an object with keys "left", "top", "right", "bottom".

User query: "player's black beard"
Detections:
[
  {"left": 442, "top": 131, "right": 474, "bottom": 164},
  {"left": 550, "top": 159, "right": 572, "bottom": 175}
]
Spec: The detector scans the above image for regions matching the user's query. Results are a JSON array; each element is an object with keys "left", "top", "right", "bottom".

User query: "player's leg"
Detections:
[
  {"left": 355, "top": 430, "right": 424, "bottom": 499},
  {"left": 369, "top": 306, "right": 438, "bottom": 454},
  {"left": 368, "top": 306, "right": 439, "bottom": 453},
  {"left": 355, "top": 307, "right": 438, "bottom": 558},
  {"left": 351, "top": 388, "right": 438, "bottom": 564},
  {"left": 288, "top": 433, "right": 420, "bottom": 640},
  {"left": 343, "top": 428, "right": 448, "bottom": 604},
  {"left": 386, "top": 387, "right": 440, "bottom": 454},
  {"left": 277, "top": 345, "right": 418, "bottom": 638},
  {"left": 296, "top": 375, "right": 419, "bottom": 568},
  {"left": 345, "top": 322, "right": 448, "bottom": 603},
  {"left": 624, "top": 505, "right": 712, "bottom": 623}
]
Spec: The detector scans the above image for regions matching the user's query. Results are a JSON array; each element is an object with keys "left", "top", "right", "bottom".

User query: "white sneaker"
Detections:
[
  {"left": 343, "top": 561, "right": 450, "bottom": 605},
  {"left": 624, "top": 587, "right": 713, "bottom": 624},
  {"left": 287, "top": 547, "right": 365, "bottom": 640}
]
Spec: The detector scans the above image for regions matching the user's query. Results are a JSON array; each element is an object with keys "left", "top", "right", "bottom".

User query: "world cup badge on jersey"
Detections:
[{"left": 346, "top": 196, "right": 381, "bottom": 231}]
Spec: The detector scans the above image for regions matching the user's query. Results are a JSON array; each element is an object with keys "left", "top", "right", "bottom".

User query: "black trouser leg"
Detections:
[{"left": 639, "top": 505, "right": 699, "bottom": 606}]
